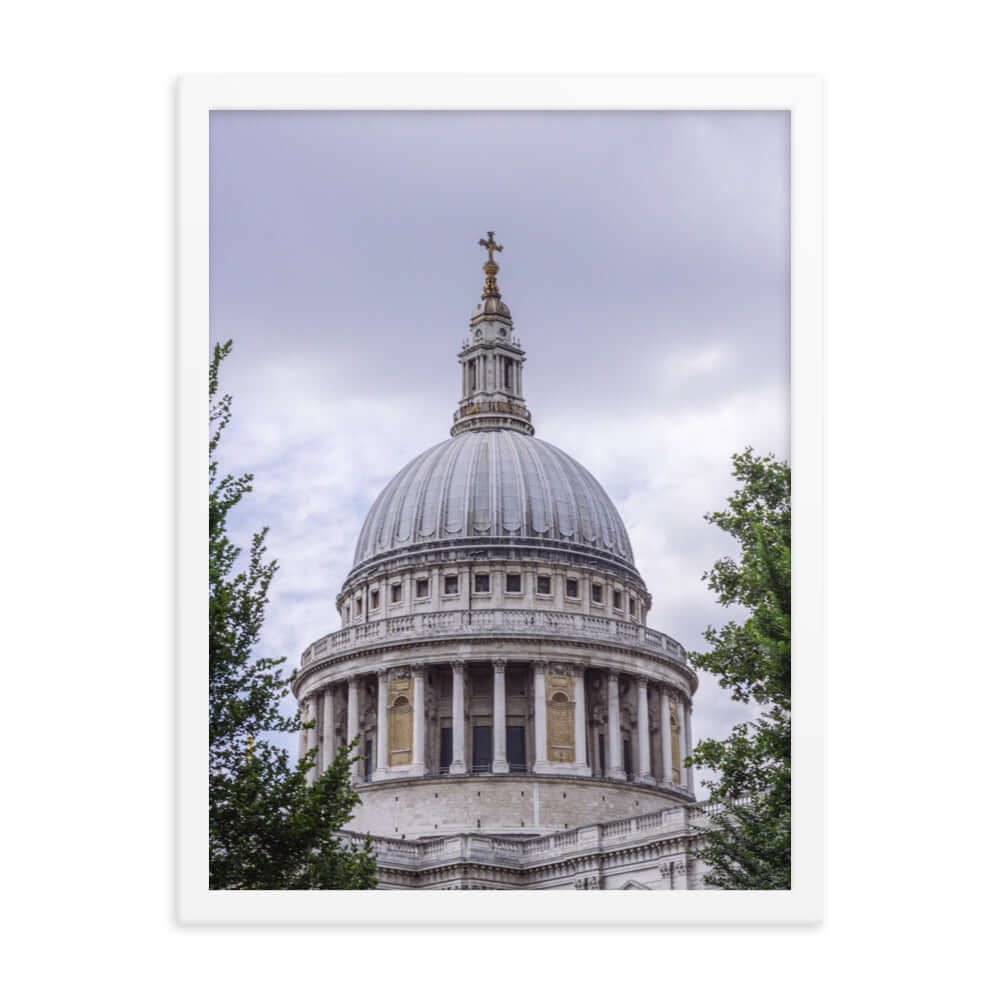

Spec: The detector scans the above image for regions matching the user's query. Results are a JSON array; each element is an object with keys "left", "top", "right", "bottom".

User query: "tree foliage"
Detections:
[
  {"left": 209, "top": 340, "right": 377, "bottom": 890},
  {"left": 689, "top": 448, "right": 791, "bottom": 890}
]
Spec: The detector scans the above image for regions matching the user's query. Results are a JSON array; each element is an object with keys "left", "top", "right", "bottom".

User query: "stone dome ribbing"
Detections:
[{"left": 351, "top": 430, "right": 635, "bottom": 576}]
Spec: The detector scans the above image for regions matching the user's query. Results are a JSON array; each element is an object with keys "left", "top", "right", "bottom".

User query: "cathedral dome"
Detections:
[
  {"left": 351, "top": 430, "right": 635, "bottom": 574},
  {"left": 297, "top": 234, "right": 696, "bottom": 861}
]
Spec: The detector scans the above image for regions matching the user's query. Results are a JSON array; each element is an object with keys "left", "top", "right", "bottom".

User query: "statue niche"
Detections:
[
  {"left": 389, "top": 673, "right": 414, "bottom": 766},
  {"left": 546, "top": 673, "right": 575, "bottom": 763}
]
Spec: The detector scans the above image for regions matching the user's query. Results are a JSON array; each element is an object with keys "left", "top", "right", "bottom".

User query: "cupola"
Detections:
[{"left": 452, "top": 232, "right": 534, "bottom": 436}]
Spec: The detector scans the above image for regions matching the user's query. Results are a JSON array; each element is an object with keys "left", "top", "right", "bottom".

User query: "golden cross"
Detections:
[{"left": 478, "top": 231, "right": 503, "bottom": 263}]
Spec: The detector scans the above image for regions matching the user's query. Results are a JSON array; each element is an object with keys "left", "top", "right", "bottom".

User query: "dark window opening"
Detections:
[
  {"left": 355, "top": 597, "right": 363, "bottom": 616},
  {"left": 591, "top": 583, "right": 603, "bottom": 604},
  {"left": 474, "top": 573, "right": 490, "bottom": 593},
  {"left": 444, "top": 575, "right": 459, "bottom": 595},
  {"left": 364, "top": 738, "right": 373, "bottom": 782},
  {"left": 613, "top": 590, "right": 622, "bottom": 610},
  {"left": 370, "top": 589, "right": 379, "bottom": 609},
  {"left": 439, "top": 727, "right": 453, "bottom": 775},
  {"left": 566, "top": 578, "right": 579, "bottom": 598},
  {"left": 623, "top": 738, "right": 633, "bottom": 781},
  {"left": 506, "top": 573, "right": 521, "bottom": 593},
  {"left": 537, "top": 575, "right": 551, "bottom": 595},
  {"left": 472, "top": 726, "right": 492, "bottom": 773},
  {"left": 629, "top": 597, "right": 637, "bottom": 617},
  {"left": 391, "top": 583, "right": 402, "bottom": 603},
  {"left": 598, "top": 733, "right": 606, "bottom": 778},
  {"left": 507, "top": 726, "right": 527, "bottom": 773},
  {"left": 416, "top": 578, "right": 429, "bottom": 598}
]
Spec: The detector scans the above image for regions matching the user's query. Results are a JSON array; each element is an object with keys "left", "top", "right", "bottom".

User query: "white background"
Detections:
[{"left": 2, "top": 1, "right": 997, "bottom": 997}]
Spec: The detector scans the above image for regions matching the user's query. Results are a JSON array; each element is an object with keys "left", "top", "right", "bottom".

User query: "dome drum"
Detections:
[
  {"left": 294, "top": 655, "right": 695, "bottom": 839},
  {"left": 343, "top": 537, "right": 647, "bottom": 599}
]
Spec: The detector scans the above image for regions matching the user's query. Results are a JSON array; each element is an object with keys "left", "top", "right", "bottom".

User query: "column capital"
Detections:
[
  {"left": 492, "top": 657, "right": 507, "bottom": 673},
  {"left": 450, "top": 659, "right": 466, "bottom": 677},
  {"left": 636, "top": 674, "right": 648, "bottom": 689},
  {"left": 532, "top": 658, "right": 548, "bottom": 673},
  {"left": 347, "top": 674, "right": 360, "bottom": 690},
  {"left": 410, "top": 663, "right": 425, "bottom": 678}
]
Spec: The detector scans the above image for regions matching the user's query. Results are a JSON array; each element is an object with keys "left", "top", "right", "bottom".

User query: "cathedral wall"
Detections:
[{"left": 348, "top": 774, "right": 685, "bottom": 839}]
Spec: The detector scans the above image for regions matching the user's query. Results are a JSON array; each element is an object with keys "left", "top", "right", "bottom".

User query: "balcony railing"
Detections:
[
  {"left": 338, "top": 799, "right": 705, "bottom": 868},
  {"left": 303, "top": 609, "right": 686, "bottom": 667}
]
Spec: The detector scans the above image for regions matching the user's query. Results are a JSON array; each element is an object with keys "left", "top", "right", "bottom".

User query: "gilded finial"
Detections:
[{"left": 478, "top": 230, "right": 503, "bottom": 298}]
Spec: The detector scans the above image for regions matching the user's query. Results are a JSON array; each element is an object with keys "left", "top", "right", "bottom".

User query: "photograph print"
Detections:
[{"left": 208, "top": 108, "right": 792, "bottom": 893}]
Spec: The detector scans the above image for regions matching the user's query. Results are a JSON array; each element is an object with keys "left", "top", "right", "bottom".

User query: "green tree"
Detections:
[
  {"left": 688, "top": 448, "right": 791, "bottom": 890},
  {"left": 209, "top": 340, "right": 377, "bottom": 890}
]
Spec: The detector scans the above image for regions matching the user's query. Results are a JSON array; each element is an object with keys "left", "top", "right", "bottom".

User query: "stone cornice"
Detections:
[
  {"left": 343, "top": 538, "right": 648, "bottom": 596},
  {"left": 293, "top": 634, "right": 696, "bottom": 701}
]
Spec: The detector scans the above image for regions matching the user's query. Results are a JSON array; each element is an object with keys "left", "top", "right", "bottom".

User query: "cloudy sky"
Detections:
[{"left": 210, "top": 110, "right": 790, "bottom": 789}]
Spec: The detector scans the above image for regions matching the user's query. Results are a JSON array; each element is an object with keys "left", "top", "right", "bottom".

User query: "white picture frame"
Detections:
[{"left": 177, "top": 74, "right": 823, "bottom": 924}]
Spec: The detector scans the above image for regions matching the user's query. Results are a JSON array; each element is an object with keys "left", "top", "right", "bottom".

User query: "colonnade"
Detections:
[{"left": 299, "top": 660, "right": 694, "bottom": 793}]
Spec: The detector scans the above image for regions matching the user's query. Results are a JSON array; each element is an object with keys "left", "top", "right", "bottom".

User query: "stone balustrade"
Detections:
[
  {"left": 302, "top": 608, "right": 686, "bottom": 668},
  {"left": 339, "top": 800, "right": 703, "bottom": 870}
]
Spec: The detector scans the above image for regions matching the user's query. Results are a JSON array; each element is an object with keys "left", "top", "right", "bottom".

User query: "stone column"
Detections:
[
  {"left": 660, "top": 688, "right": 674, "bottom": 786},
  {"left": 374, "top": 669, "right": 389, "bottom": 780},
  {"left": 347, "top": 677, "right": 360, "bottom": 783},
  {"left": 533, "top": 660, "right": 547, "bottom": 770},
  {"left": 606, "top": 672, "right": 625, "bottom": 780},
  {"left": 412, "top": 666, "right": 427, "bottom": 775},
  {"left": 492, "top": 658, "right": 509, "bottom": 773},
  {"left": 305, "top": 695, "right": 319, "bottom": 783},
  {"left": 636, "top": 678, "right": 653, "bottom": 783},
  {"left": 684, "top": 702, "right": 695, "bottom": 793},
  {"left": 321, "top": 686, "right": 335, "bottom": 773},
  {"left": 449, "top": 660, "right": 467, "bottom": 775},
  {"left": 573, "top": 667, "right": 589, "bottom": 773},
  {"left": 675, "top": 698, "right": 688, "bottom": 789}
]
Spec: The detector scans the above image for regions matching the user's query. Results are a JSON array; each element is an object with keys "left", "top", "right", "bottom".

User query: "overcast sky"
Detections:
[{"left": 210, "top": 110, "right": 790, "bottom": 790}]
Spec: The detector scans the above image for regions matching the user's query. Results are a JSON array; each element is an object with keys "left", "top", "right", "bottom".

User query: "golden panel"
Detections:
[
  {"left": 546, "top": 673, "right": 575, "bottom": 763},
  {"left": 389, "top": 693, "right": 413, "bottom": 766},
  {"left": 670, "top": 700, "right": 681, "bottom": 784}
]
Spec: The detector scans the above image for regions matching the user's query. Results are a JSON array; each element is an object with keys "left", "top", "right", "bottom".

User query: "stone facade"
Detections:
[
  {"left": 292, "top": 236, "right": 703, "bottom": 889},
  {"left": 343, "top": 800, "right": 718, "bottom": 891}
]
